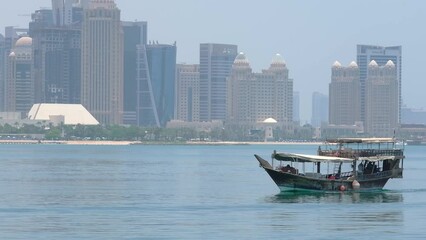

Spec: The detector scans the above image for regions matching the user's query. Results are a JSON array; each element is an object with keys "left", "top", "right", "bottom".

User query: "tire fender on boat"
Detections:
[{"left": 352, "top": 180, "right": 360, "bottom": 190}]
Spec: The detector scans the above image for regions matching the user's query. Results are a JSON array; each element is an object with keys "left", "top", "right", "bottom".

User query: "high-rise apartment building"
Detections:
[
  {"left": 29, "top": 9, "right": 54, "bottom": 33},
  {"left": 52, "top": 0, "right": 73, "bottom": 26},
  {"left": 175, "top": 64, "right": 200, "bottom": 122},
  {"left": 136, "top": 43, "right": 177, "bottom": 127},
  {"left": 293, "top": 91, "right": 300, "bottom": 123},
  {"left": 1, "top": 27, "right": 29, "bottom": 111},
  {"left": 78, "top": 0, "right": 90, "bottom": 9},
  {"left": 5, "top": 37, "right": 34, "bottom": 114},
  {"left": 199, "top": 43, "right": 238, "bottom": 122},
  {"left": 30, "top": 8, "right": 81, "bottom": 104},
  {"left": 3, "top": 27, "right": 29, "bottom": 52},
  {"left": 365, "top": 60, "right": 398, "bottom": 136},
  {"left": 329, "top": 61, "right": 360, "bottom": 126},
  {"left": 357, "top": 45, "right": 402, "bottom": 124},
  {"left": 81, "top": 0, "right": 124, "bottom": 124},
  {"left": 0, "top": 34, "right": 5, "bottom": 111},
  {"left": 227, "top": 52, "right": 252, "bottom": 124},
  {"left": 227, "top": 53, "right": 293, "bottom": 125},
  {"left": 122, "top": 21, "right": 147, "bottom": 125},
  {"left": 311, "top": 92, "right": 328, "bottom": 128}
]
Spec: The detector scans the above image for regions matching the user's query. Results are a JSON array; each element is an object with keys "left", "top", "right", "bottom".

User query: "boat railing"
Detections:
[
  {"left": 357, "top": 168, "right": 403, "bottom": 180},
  {"left": 302, "top": 171, "right": 353, "bottom": 180},
  {"left": 318, "top": 149, "right": 404, "bottom": 158}
]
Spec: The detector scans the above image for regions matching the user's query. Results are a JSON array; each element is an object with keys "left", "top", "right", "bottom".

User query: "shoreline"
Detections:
[{"left": 0, "top": 139, "right": 323, "bottom": 146}]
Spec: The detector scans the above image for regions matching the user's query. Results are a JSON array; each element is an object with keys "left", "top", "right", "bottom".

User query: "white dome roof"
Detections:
[
  {"left": 385, "top": 60, "right": 395, "bottom": 67},
  {"left": 332, "top": 61, "right": 342, "bottom": 68},
  {"left": 233, "top": 52, "right": 250, "bottom": 65},
  {"left": 368, "top": 60, "right": 378, "bottom": 67},
  {"left": 263, "top": 118, "right": 278, "bottom": 123},
  {"left": 9, "top": 52, "right": 16, "bottom": 57},
  {"left": 271, "top": 53, "right": 286, "bottom": 66},
  {"left": 348, "top": 61, "right": 358, "bottom": 68},
  {"left": 15, "top": 37, "right": 32, "bottom": 47}
]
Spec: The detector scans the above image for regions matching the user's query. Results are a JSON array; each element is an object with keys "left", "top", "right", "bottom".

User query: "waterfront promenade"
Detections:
[{"left": 0, "top": 139, "right": 322, "bottom": 146}]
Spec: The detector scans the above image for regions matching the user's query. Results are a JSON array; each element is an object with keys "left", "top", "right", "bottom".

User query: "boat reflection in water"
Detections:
[
  {"left": 265, "top": 191, "right": 404, "bottom": 204},
  {"left": 263, "top": 191, "right": 404, "bottom": 235}
]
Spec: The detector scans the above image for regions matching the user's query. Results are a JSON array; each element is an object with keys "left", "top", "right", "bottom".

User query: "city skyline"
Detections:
[{"left": 0, "top": 1, "right": 424, "bottom": 123}]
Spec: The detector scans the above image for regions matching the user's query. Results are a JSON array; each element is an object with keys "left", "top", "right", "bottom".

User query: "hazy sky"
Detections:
[{"left": 1, "top": 0, "right": 425, "bottom": 123}]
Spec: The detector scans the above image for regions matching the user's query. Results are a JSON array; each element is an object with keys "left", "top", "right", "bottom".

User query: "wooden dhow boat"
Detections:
[{"left": 255, "top": 138, "right": 404, "bottom": 192}]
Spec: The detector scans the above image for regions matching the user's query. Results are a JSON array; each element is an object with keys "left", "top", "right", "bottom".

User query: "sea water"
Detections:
[{"left": 0, "top": 144, "right": 425, "bottom": 239}]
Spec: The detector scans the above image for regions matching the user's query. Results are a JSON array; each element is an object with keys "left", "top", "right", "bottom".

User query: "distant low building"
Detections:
[
  {"left": 311, "top": 92, "right": 328, "bottom": 128},
  {"left": 166, "top": 120, "right": 223, "bottom": 132},
  {"left": 321, "top": 122, "right": 364, "bottom": 139},
  {"left": 402, "top": 107, "right": 426, "bottom": 125},
  {"left": 259, "top": 118, "right": 278, "bottom": 142},
  {"left": 28, "top": 103, "right": 99, "bottom": 125}
]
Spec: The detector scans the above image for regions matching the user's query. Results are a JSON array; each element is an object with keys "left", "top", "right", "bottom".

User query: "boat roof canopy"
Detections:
[
  {"left": 273, "top": 152, "right": 354, "bottom": 163},
  {"left": 273, "top": 152, "right": 397, "bottom": 163},
  {"left": 325, "top": 138, "right": 396, "bottom": 144},
  {"left": 358, "top": 156, "right": 396, "bottom": 162}
]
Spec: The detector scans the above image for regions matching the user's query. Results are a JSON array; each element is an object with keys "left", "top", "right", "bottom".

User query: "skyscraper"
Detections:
[
  {"left": 329, "top": 61, "right": 360, "bottom": 125},
  {"left": 175, "top": 64, "right": 200, "bottom": 122},
  {"left": 52, "top": 0, "right": 73, "bottom": 26},
  {"left": 30, "top": 8, "right": 81, "bottom": 104},
  {"left": 1, "top": 27, "right": 28, "bottom": 111},
  {"left": 136, "top": 43, "right": 177, "bottom": 127},
  {"left": 199, "top": 43, "right": 238, "bottom": 122},
  {"left": 227, "top": 53, "right": 293, "bottom": 125},
  {"left": 81, "top": 0, "right": 124, "bottom": 124},
  {"left": 311, "top": 92, "right": 328, "bottom": 128},
  {"left": 357, "top": 45, "right": 402, "bottom": 123},
  {"left": 122, "top": 21, "right": 147, "bottom": 125},
  {"left": 0, "top": 34, "right": 5, "bottom": 111},
  {"left": 365, "top": 60, "right": 398, "bottom": 136},
  {"left": 3, "top": 27, "right": 29, "bottom": 52},
  {"left": 5, "top": 37, "right": 34, "bottom": 114},
  {"left": 293, "top": 91, "right": 300, "bottom": 123},
  {"left": 78, "top": 0, "right": 90, "bottom": 9}
]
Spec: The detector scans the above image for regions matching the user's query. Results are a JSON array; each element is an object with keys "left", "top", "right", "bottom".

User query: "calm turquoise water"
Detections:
[{"left": 0, "top": 144, "right": 425, "bottom": 239}]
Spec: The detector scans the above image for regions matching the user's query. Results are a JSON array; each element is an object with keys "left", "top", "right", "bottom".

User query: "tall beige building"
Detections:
[
  {"left": 329, "top": 61, "right": 360, "bottom": 125},
  {"left": 5, "top": 37, "right": 34, "bottom": 114},
  {"left": 227, "top": 53, "right": 293, "bottom": 125},
  {"left": 365, "top": 60, "right": 398, "bottom": 136},
  {"left": 175, "top": 64, "right": 200, "bottom": 122},
  {"left": 81, "top": 0, "right": 123, "bottom": 124}
]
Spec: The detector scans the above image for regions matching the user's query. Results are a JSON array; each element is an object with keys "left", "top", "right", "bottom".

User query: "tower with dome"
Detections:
[
  {"left": 5, "top": 37, "right": 34, "bottom": 113},
  {"left": 227, "top": 52, "right": 293, "bottom": 138}
]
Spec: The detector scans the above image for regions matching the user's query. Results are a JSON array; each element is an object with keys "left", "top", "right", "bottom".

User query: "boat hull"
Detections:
[
  {"left": 255, "top": 154, "right": 399, "bottom": 192},
  {"left": 264, "top": 168, "right": 389, "bottom": 192}
]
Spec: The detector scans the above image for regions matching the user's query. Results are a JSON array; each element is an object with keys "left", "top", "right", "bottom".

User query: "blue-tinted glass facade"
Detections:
[
  {"left": 122, "top": 21, "right": 147, "bottom": 125},
  {"left": 15, "top": 62, "right": 34, "bottom": 113},
  {"left": 31, "top": 25, "right": 81, "bottom": 104},
  {"left": 199, "top": 43, "right": 238, "bottom": 121},
  {"left": 357, "top": 45, "right": 402, "bottom": 124},
  {"left": 136, "top": 43, "right": 176, "bottom": 127}
]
